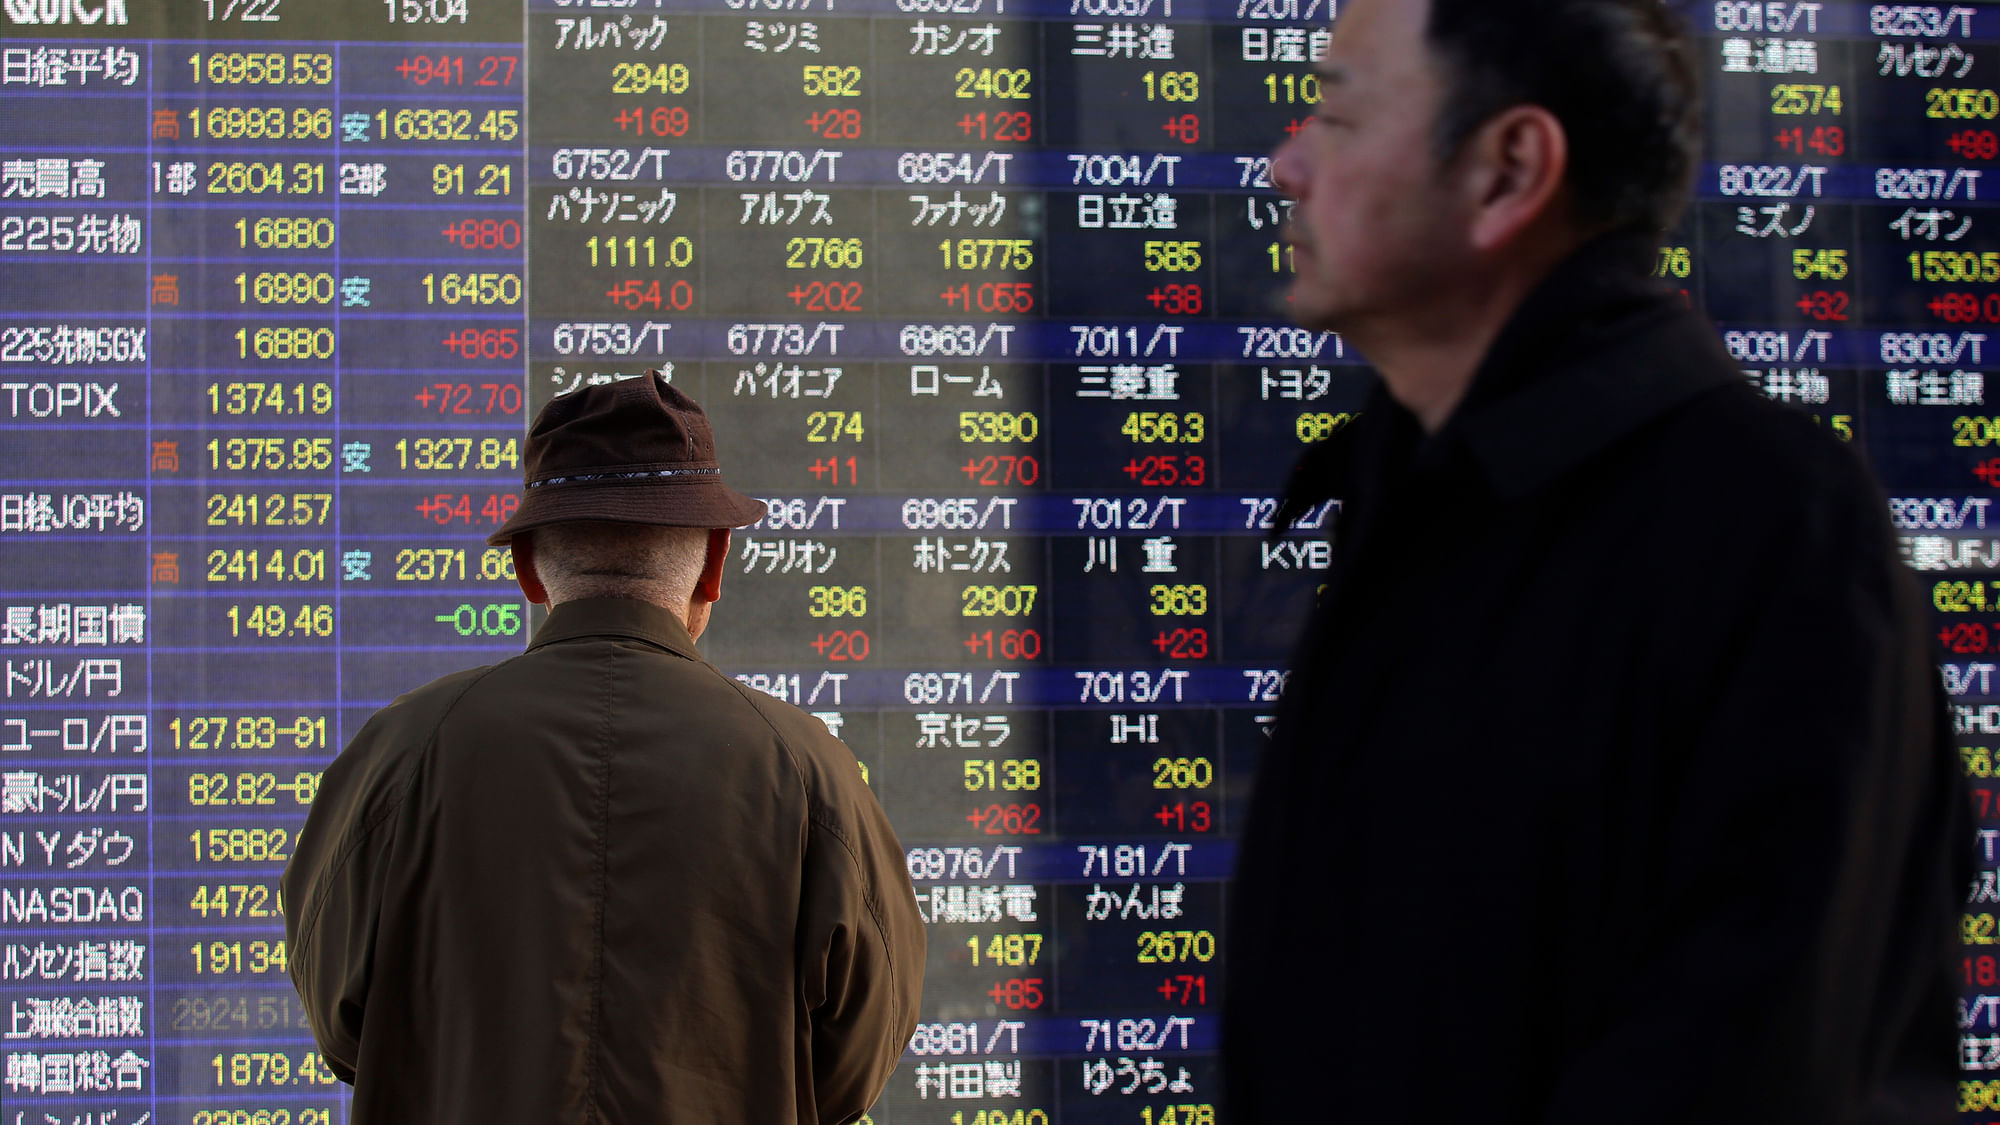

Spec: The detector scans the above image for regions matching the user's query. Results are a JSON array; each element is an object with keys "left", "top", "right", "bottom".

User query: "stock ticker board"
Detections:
[{"left": 5, "top": 0, "right": 2000, "bottom": 1119}]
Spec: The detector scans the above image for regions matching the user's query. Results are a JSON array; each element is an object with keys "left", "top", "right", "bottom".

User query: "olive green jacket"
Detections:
[{"left": 283, "top": 597, "right": 923, "bottom": 1124}]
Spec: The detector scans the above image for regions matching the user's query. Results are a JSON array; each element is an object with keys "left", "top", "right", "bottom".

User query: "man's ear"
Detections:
[
  {"left": 511, "top": 535, "right": 549, "bottom": 605},
  {"left": 1461, "top": 104, "right": 1571, "bottom": 254},
  {"left": 695, "top": 527, "right": 730, "bottom": 604}
]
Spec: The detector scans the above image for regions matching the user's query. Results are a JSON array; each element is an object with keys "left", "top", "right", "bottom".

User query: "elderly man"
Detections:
[
  {"left": 1225, "top": 0, "right": 1966, "bottom": 1121},
  {"left": 283, "top": 374, "right": 923, "bottom": 1124}
]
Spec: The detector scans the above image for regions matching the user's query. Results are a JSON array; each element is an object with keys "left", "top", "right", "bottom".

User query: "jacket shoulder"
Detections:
[
  {"left": 1631, "top": 378, "right": 1890, "bottom": 539},
  {"left": 723, "top": 679, "right": 864, "bottom": 777},
  {"left": 316, "top": 664, "right": 503, "bottom": 828}
]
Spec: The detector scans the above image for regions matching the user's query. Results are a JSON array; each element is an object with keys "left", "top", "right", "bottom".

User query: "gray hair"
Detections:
[{"left": 530, "top": 521, "right": 712, "bottom": 608}]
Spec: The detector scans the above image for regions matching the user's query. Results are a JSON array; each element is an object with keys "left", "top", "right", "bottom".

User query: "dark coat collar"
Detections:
[
  {"left": 527, "top": 596, "right": 702, "bottom": 661},
  {"left": 1280, "top": 232, "right": 1741, "bottom": 517}
]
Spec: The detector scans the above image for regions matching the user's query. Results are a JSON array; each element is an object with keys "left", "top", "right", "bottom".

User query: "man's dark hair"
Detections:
[{"left": 1424, "top": 0, "right": 1702, "bottom": 234}]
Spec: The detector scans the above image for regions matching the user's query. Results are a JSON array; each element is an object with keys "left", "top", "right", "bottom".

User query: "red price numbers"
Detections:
[
  {"left": 1794, "top": 290, "right": 1850, "bottom": 321},
  {"left": 986, "top": 977, "right": 1045, "bottom": 1009},
  {"left": 1151, "top": 627, "right": 1208, "bottom": 659},
  {"left": 809, "top": 630, "right": 869, "bottom": 661},
  {"left": 1146, "top": 284, "right": 1203, "bottom": 315},
  {"left": 805, "top": 108, "right": 862, "bottom": 139},
  {"left": 440, "top": 328, "right": 518, "bottom": 360},
  {"left": 956, "top": 111, "right": 1031, "bottom": 141},
  {"left": 967, "top": 803, "right": 1041, "bottom": 835},
  {"left": 807, "top": 456, "right": 859, "bottom": 486},
  {"left": 415, "top": 493, "right": 517, "bottom": 527},
  {"left": 1152, "top": 801, "right": 1211, "bottom": 832},
  {"left": 1155, "top": 974, "right": 1207, "bottom": 1005},
  {"left": 960, "top": 454, "right": 1039, "bottom": 486},
  {"left": 1123, "top": 455, "right": 1205, "bottom": 487},
  {"left": 1772, "top": 125, "right": 1843, "bottom": 155},
  {"left": 962, "top": 629, "right": 1042, "bottom": 660},
  {"left": 1160, "top": 113, "right": 1200, "bottom": 144},
  {"left": 439, "top": 218, "right": 520, "bottom": 250},
  {"left": 413, "top": 382, "right": 523, "bottom": 415},
  {"left": 939, "top": 282, "right": 1034, "bottom": 313},
  {"left": 1929, "top": 292, "right": 2000, "bottom": 323},
  {"left": 787, "top": 281, "right": 863, "bottom": 312},
  {"left": 394, "top": 53, "right": 518, "bottom": 87},
  {"left": 614, "top": 106, "right": 690, "bottom": 137},
  {"left": 1940, "top": 621, "right": 2000, "bottom": 654},
  {"left": 605, "top": 279, "right": 694, "bottom": 312},
  {"left": 1951, "top": 129, "right": 2000, "bottom": 160},
  {"left": 1969, "top": 955, "right": 1999, "bottom": 987}
]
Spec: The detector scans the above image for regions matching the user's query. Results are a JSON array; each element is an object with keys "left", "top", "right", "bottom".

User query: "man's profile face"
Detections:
[{"left": 1270, "top": 0, "right": 1470, "bottom": 334}]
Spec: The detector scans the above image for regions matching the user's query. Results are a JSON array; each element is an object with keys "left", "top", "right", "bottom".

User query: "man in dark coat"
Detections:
[
  {"left": 1223, "top": 0, "right": 1968, "bottom": 1120},
  {"left": 283, "top": 375, "right": 924, "bottom": 1124}
]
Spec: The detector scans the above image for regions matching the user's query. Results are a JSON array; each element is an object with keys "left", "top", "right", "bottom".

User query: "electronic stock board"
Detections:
[{"left": 4, "top": 0, "right": 2000, "bottom": 1120}]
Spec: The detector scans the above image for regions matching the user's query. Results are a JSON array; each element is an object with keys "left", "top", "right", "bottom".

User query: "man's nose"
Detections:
[{"left": 1269, "top": 134, "right": 1305, "bottom": 200}]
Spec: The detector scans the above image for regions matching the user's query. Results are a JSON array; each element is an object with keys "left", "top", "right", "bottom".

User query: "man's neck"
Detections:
[{"left": 1353, "top": 240, "right": 1580, "bottom": 432}]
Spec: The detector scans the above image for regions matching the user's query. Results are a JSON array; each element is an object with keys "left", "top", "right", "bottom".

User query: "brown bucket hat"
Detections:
[{"left": 485, "top": 372, "right": 766, "bottom": 545}]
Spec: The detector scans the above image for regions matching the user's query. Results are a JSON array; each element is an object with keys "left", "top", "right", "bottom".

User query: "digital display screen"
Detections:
[{"left": 2, "top": 0, "right": 1997, "bottom": 1120}]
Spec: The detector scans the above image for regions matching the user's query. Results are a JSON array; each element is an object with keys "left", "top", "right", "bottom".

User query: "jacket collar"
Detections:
[
  {"left": 1447, "top": 231, "right": 1742, "bottom": 500},
  {"left": 526, "top": 597, "right": 702, "bottom": 661},
  {"left": 1279, "top": 231, "right": 1741, "bottom": 517}
]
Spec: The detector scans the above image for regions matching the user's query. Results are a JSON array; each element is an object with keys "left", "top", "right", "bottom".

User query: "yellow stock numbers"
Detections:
[
  {"left": 1143, "top": 71, "right": 1200, "bottom": 101},
  {"left": 222, "top": 603, "right": 333, "bottom": 639},
  {"left": 233, "top": 326, "right": 335, "bottom": 361},
  {"left": 204, "top": 493, "right": 333, "bottom": 528},
  {"left": 187, "top": 770, "right": 321, "bottom": 807},
  {"left": 965, "top": 932, "right": 1043, "bottom": 965},
  {"left": 1121, "top": 411, "right": 1205, "bottom": 443},
  {"left": 1148, "top": 584, "right": 1208, "bottom": 616},
  {"left": 206, "top": 547, "right": 328, "bottom": 584},
  {"left": 375, "top": 107, "right": 518, "bottom": 141},
  {"left": 188, "top": 883, "right": 282, "bottom": 920},
  {"left": 1262, "top": 72, "right": 1318, "bottom": 103},
  {"left": 1143, "top": 240, "right": 1202, "bottom": 272},
  {"left": 808, "top": 585, "right": 869, "bottom": 617},
  {"left": 1151, "top": 757, "right": 1212, "bottom": 789},
  {"left": 189, "top": 51, "right": 332, "bottom": 85},
  {"left": 235, "top": 216, "right": 334, "bottom": 250},
  {"left": 962, "top": 585, "right": 1038, "bottom": 617},
  {"left": 585, "top": 234, "right": 693, "bottom": 268},
  {"left": 806, "top": 410, "right": 865, "bottom": 442},
  {"left": 1136, "top": 929, "right": 1215, "bottom": 964},
  {"left": 1770, "top": 83, "right": 1843, "bottom": 114},
  {"left": 207, "top": 380, "right": 333, "bottom": 415},
  {"left": 190, "top": 106, "right": 334, "bottom": 140},
  {"left": 786, "top": 237, "right": 864, "bottom": 269},
  {"left": 207, "top": 437, "right": 333, "bottom": 471},
  {"left": 940, "top": 238, "right": 1033, "bottom": 270},
  {"left": 422, "top": 272, "right": 521, "bottom": 305},
  {"left": 189, "top": 938, "right": 288, "bottom": 976},
  {"left": 963, "top": 758, "right": 1041, "bottom": 791},
  {"left": 209, "top": 1050, "right": 338, "bottom": 1088},
  {"left": 954, "top": 67, "right": 1030, "bottom": 98},
  {"left": 1295, "top": 412, "right": 1357, "bottom": 443},
  {"left": 613, "top": 61, "right": 690, "bottom": 94},
  {"left": 393, "top": 547, "right": 516, "bottom": 582},
  {"left": 803, "top": 64, "right": 863, "bottom": 95},
  {"left": 169, "top": 715, "right": 327, "bottom": 751},
  {"left": 189, "top": 827, "right": 292, "bottom": 863},
  {"left": 959, "top": 411, "right": 1040, "bottom": 442},
  {"left": 392, "top": 436, "right": 520, "bottom": 471},
  {"left": 235, "top": 272, "right": 334, "bottom": 306},
  {"left": 431, "top": 162, "right": 514, "bottom": 196},
  {"left": 1140, "top": 1107, "right": 1216, "bottom": 1125}
]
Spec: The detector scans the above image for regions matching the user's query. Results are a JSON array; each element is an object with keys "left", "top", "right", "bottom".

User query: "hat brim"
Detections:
[{"left": 485, "top": 479, "right": 768, "bottom": 546}]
